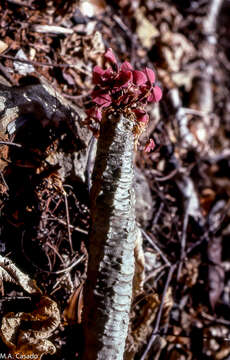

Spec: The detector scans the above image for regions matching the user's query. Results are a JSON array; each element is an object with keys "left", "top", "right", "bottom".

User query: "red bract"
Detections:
[
  {"left": 92, "top": 90, "right": 112, "bottom": 107},
  {"left": 147, "top": 85, "right": 163, "bottom": 103},
  {"left": 87, "top": 48, "right": 162, "bottom": 126},
  {"left": 132, "top": 109, "right": 149, "bottom": 123},
  {"left": 114, "top": 70, "right": 133, "bottom": 89},
  {"left": 133, "top": 70, "right": 147, "bottom": 86},
  {"left": 104, "top": 48, "right": 118, "bottom": 69},
  {"left": 120, "top": 61, "right": 133, "bottom": 71},
  {"left": 145, "top": 67, "right": 155, "bottom": 84},
  {"left": 144, "top": 138, "right": 155, "bottom": 153},
  {"left": 93, "top": 66, "right": 114, "bottom": 85}
]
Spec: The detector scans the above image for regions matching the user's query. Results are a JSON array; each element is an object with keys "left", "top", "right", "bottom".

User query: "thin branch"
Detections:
[
  {"left": 21, "top": 231, "right": 86, "bottom": 274},
  {"left": 140, "top": 264, "right": 176, "bottom": 360},
  {"left": 0, "top": 54, "right": 91, "bottom": 75},
  {"left": 6, "top": 0, "right": 35, "bottom": 8},
  {"left": 0, "top": 141, "right": 22, "bottom": 148},
  {"left": 64, "top": 191, "right": 73, "bottom": 254},
  {"left": 141, "top": 229, "right": 171, "bottom": 267},
  {"left": 0, "top": 170, "right": 9, "bottom": 191},
  {"left": 0, "top": 63, "right": 17, "bottom": 85},
  {"left": 42, "top": 216, "right": 88, "bottom": 235},
  {"left": 202, "top": 0, "right": 224, "bottom": 35},
  {"left": 54, "top": 255, "right": 86, "bottom": 275},
  {"left": 155, "top": 168, "right": 178, "bottom": 182},
  {"left": 45, "top": 241, "right": 65, "bottom": 266},
  {"left": 177, "top": 204, "right": 189, "bottom": 280},
  {"left": 139, "top": 330, "right": 230, "bottom": 342}
]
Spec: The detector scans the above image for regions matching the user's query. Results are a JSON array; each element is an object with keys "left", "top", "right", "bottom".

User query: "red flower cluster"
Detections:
[{"left": 86, "top": 48, "right": 162, "bottom": 125}]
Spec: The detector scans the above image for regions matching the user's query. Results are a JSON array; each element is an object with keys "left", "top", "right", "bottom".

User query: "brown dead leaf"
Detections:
[
  {"left": 148, "top": 2, "right": 182, "bottom": 33},
  {"left": 0, "top": 134, "right": 9, "bottom": 196},
  {"left": 161, "top": 287, "right": 174, "bottom": 327},
  {"left": 0, "top": 133, "right": 9, "bottom": 171},
  {"left": 133, "top": 228, "right": 145, "bottom": 297},
  {"left": 82, "top": 31, "right": 105, "bottom": 63},
  {"left": 216, "top": 345, "right": 230, "bottom": 360},
  {"left": 200, "top": 188, "right": 216, "bottom": 216},
  {"left": 63, "top": 282, "right": 84, "bottom": 324},
  {"left": 60, "top": 31, "right": 104, "bottom": 91},
  {"left": 181, "top": 257, "right": 200, "bottom": 288},
  {"left": 0, "top": 257, "right": 59, "bottom": 357},
  {"left": 135, "top": 8, "right": 160, "bottom": 49},
  {"left": 157, "top": 32, "right": 195, "bottom": 73},
  {"left": 1, "top": 296, "right": 60, "bottom": 359},
  {"left": 125, "top": 293, "right": 160, "bottom": 359},
  {"left": 0, "top": 255, "right": 42, "bottom": 295},
  {"left": 0, "top": 40, "right": 8, "bottom": 54}
]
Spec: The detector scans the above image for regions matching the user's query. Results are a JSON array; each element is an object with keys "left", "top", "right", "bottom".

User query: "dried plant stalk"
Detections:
[{"left": 83, "top": 111, "right": 138, "bottom": 360}]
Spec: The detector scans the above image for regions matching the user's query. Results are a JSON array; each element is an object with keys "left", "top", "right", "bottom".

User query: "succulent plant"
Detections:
[{"left": 83, "top": 49, "right": 162, "bottom": 360}]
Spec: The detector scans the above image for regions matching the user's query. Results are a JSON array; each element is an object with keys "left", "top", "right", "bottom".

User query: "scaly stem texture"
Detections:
[{"left": 83, "top": 112, "right": 137, "bottom": 360}]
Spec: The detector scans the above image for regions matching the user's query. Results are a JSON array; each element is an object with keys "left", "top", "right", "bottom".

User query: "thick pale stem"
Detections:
[{"left": 83, "top": 112, "right": 137, "bottom": 360}]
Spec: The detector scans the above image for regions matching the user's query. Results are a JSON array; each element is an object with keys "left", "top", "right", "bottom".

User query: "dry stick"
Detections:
[
  {"left": 64, "top": 191, "right": 73, "bottom": 254},
  {"left": 43, "top": 216, "right": 88, "bottom": 235},
  {"left": 168, "top": 88, "right": 196, "bottom": 148},
  {"left": 0, "top": 54, "right": 91, "bottom": 75},
  {"left": 85, "top": 136, "right": 97, "bottom": 191},
  {"left": 202, "top": 0, "right": 224, "bottom": 35},
  {"left": 21, "top": 231, "right": 85, "bottom": 275},
  {"left": 167, "top": 90, "right": 204, "bottom": 280},
  {"left": 176, "top": 176, "right": 202, "bottom": 280},
  {"left": 177, "top": 201, "right": 189, "bottom": 281},
  {"left": 140, "top": 264, "right": 176, "bottom": 360},
  {"left": 0, "top": 141, "right": 22, "bottom": 148},
  {"left": 155, "top": 168, "right": 178, "bottom": 182},
  {"left": 6, "top": 0, "right": 34, "bottom": 8},
  {"left": 184, "top": 0, "right": 224, "bottom": 287},
  {"left": 0, "top": 63, "right": 17, "bottom": 85},
  {"left": 31, "top": 24, "right": 73, "bottom": 35},
  {"left": 0, "top": 170, "right": 9, "bottom": 190},
  {"left": 139, "top": 331, "right": 230, "bottom": 342},
  {"left": 190, "top": 0, "right": 224, "bottom": 140},
  {"left": 152, "top": 202, "right": 164, "bottom": 226},
  {"left": 141, "top": 229, "right": 171, "bottom": 267},
  {"left": 54, "top": 255, "right": 86, "bottom": 275},
  {"left": 45, "top": 241, "right": 65, "bottom": 266}
]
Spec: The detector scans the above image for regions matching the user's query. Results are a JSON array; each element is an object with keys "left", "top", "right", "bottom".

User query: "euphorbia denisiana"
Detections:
[{"left": 83, "top": 49, "right": 162, "bottom": 360}]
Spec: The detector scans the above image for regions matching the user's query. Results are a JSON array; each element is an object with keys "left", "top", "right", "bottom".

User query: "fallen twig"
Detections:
[
  {"left": 141, "top": 229, "right": 171, "bottom": 267},
  {"left": 64, "top": 191, "right": 73, "bottom": 254},
  {"left": 0, "top": 141, "right": 22, "bottom": 148},
  {"left": 43, "top": 216, "right": 88, "bottom": 235},
  {"left": 140, "top": 264, "right": 176, "bottom": 360}
]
